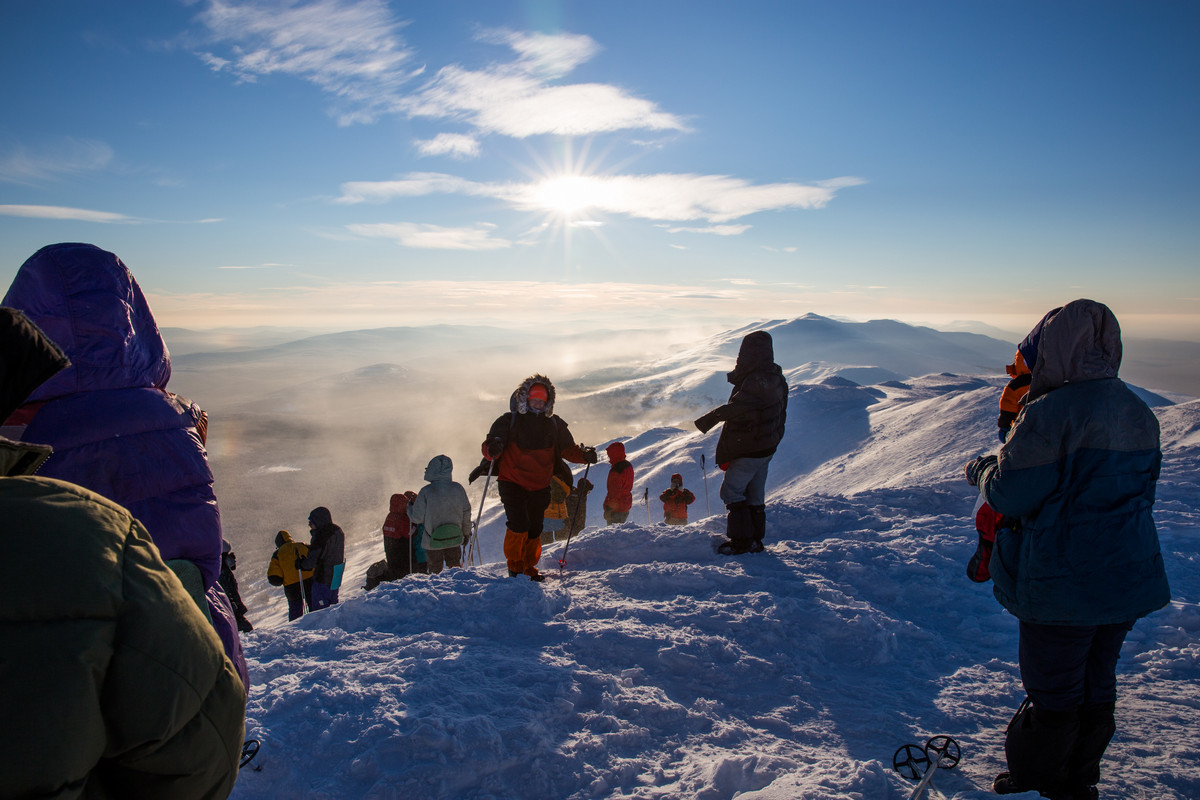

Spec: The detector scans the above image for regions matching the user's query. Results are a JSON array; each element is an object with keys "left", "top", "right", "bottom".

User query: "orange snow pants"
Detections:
[{"left": 504, "top": 529, "right": 543, "bottom": 575}]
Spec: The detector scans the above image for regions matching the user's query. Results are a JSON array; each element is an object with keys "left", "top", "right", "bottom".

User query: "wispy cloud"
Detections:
[
  {"left": 192, "top": 3, "right": 684, "bottom": 137},
  {"left": 414, "top": 133, "right": 481, "bottom": 159},
  {"left": 404, "top": 65, "right": 686, "bottom": 138},
  {"left": 346, "top": 221, "right": 513, "bottom": 250},
  {"left": 193, "top": 0, "right": 420, "bottom": 125},
  {"left": 665, "top": 224, "right": 752, "bottom": 236},
  {"left": 0, "top": 204, "right": 137, "bottom": 223},
  {"left": 337, "top": 172, "right": 865, "bottom": 223},
  {"left": 0, "top": 137, "right": 114, "bottom": 184}
]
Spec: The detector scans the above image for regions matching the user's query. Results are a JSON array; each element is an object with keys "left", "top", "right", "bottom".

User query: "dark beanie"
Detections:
[{"left": 309, "top": 506, "right": 333, "bottom": 527}]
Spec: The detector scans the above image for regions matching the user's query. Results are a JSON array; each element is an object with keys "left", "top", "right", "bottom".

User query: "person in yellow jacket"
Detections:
[
  {"left": 1, "top": 307, "right": 246, "bottom": 799},
  {"left": 267, "top": 529, "right": 314, "bottom": 621}
]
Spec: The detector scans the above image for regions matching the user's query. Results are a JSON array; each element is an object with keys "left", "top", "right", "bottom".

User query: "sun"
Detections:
[{"left": 529, "top": 174, "right": 602, "bottom": 219}]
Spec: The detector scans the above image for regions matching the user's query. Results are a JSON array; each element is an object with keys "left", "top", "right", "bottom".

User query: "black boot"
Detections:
[
  {"left": 718, "top": 501, "right": 754, "bottom": 554},
  {"left": 748, "top": 504, "right": 766, "bottom": 551},
  {"left": 1005, "top": 699, "right": 1080, "bottom": 799}
]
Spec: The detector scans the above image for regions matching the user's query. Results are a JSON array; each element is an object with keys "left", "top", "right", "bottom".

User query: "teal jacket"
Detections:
[{"left": 978, "top": 300, "right": 1170, "bottom": 626}]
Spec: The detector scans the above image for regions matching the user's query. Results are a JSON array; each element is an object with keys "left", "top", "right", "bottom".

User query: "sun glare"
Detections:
[{"left": 531, "top": 174, "right": 601, "bottom": 218}]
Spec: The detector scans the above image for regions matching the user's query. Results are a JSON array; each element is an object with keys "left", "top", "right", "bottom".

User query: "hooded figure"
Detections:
[
  {"left": 2, "top": 242, "right": 247, "bottom": 686},
  {"left": 382, "top": 492, "right": 420, "bottom": 577},
  {"left": 660, "top": 473, "right": 696, "bottom": 525},
  {"left": 408, "top": 454, "right": 473, "bottom": 574},
  {"left": 964, "top": 299, "right": 1170, "bottom": 799},
  {"left": 0, "top": 307, "right": 246, "bottom": 797},
  {"left": 602, "top": 440, "right": 634, "bottom": 525},
  {"left": 267, "top": 529, "right": 314, "bottom": 620},
  {"left": 695, "top": 330, "right": 789, "bottom": 554},
  {"left": 480, "top": 375, "right": 597, "bottom": 580},
  {"left": 218, "top": 540, "right": 253, "bottom": 633},
  {"left": 299, "top": 506, "right": 346, "bottom": 609}
]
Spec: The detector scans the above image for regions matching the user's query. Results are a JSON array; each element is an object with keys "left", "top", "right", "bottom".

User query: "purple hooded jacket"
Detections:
[{"left": 3, "top": 243, "right": 247, "bottom": 685}]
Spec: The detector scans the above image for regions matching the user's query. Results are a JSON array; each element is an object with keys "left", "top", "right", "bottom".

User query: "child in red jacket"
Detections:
[{"left": 603, "top": 441, "right": 634, "bottom": 525}]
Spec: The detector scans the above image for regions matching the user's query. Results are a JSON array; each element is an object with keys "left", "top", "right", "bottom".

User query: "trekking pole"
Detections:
[
  {"left": 469, "top": 458, "right": 497, "bottom": 567},
  {"left": 644, "top": 487, "right": 650, "bottom": 525},
  {"left": 701, "top": 454, "right": 711, "bottom": 517},
  {"left": 558, "top": 462, "right": 591, "bottom": 573}
]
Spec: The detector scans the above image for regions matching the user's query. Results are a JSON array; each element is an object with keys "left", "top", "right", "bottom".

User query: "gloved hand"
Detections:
[
  {"left": 468, "top": 463, "right": 489, "bottom": 483},
  {"left": 582, "top": 445, "right": 598, "bottom": 464},
  {"left": 695, "top": 411, "right": 718, "bottom": 433},
  {"left": 482, "top": 436, "right": 503, "bottom": 460},
  {"left": 963, "top": 454, "right": 998, "bottom": 487},
  {"left": 294, "top": 556, "right": 306, "bottom": 570}
]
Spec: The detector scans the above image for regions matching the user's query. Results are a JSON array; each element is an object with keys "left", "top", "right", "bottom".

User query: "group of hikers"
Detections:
[{"left": 0, "top": 241, "right": 1173, "bottom": 800}]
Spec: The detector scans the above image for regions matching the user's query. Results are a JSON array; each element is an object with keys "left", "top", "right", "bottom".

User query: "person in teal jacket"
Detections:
[{"left": 964, "top": 299, "right": 1170, "bottom": 800}]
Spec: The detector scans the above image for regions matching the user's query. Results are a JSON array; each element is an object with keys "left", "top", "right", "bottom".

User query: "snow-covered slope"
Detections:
[{"left": 227, "top": 345, "right": 1200, "bottom": 799}]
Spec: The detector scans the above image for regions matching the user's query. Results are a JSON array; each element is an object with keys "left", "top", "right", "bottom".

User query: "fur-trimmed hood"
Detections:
[{"left": 510, "top": 374, "right": 556, "bottom": 416}]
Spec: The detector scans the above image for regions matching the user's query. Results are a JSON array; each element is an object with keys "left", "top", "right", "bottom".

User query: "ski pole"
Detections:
[
  {"left": 558, "top": 462, "right": 591, "bottom": 573},
  {"left": 701, "top": 454, "right": 711, "bottom": 517},
  {"left": 644, "top": 487, "right": 650, "bottom": 524},
  {"left": 469, "top": 458, "right": 497, "bottom": 567}
]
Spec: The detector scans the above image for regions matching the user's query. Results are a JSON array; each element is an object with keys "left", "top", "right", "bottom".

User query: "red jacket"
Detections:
[
  {"left": 382, "top": 493, "right": 411, "bottom": 539},
  {"left": 659, "top": 474, "right": 695, "bottom": 521},
  {"left": 603, "top": 442, "right": 634, "bottom": 514}
]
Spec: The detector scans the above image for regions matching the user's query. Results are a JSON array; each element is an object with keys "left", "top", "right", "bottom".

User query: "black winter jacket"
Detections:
[{"left": 695, "top": 331, "right": 789, "bottom": 465}]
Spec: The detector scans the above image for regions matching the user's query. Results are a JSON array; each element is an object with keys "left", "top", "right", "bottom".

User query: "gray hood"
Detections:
[
  {"left": 424, "top": 454, "right": 454, "bottom": 482},
  {"left": 1027, "top": 299, "right": 1122, "bottom": 401}
]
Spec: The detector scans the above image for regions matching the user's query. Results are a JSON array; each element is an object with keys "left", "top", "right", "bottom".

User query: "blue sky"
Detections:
[{"left": 2, "top": 0, "right": 1197, "bottom": 337}]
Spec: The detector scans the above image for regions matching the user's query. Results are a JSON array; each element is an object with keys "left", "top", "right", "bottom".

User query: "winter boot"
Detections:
[
  {"left": 1005, "top": 699, "right": 1080, "bottom": 799},
  {"left": 749, "top": 504, "right": 766, "bottom": 551},
  {"left": 718, "top": 501, "right": 755, "bottom": 554},
  {"left": 1066, "top": 702, "right": 1115, "bottom": 797}
]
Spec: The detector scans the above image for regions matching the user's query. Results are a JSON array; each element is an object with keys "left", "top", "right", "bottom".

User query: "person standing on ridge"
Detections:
[
  {"left": 219, "top": 540, "right": 253, "bottom": 633},
  {"left": 267, "top": 529, "right": 313, "bottom": 621},
  {"left": 479, "top": 375, "right": 597, "bottom": 581},
  {"left": 408, "top": 454, "right": 472, "bottom": 575},
  {"left": 695, "top": 330, "right": 789, "bottom": 555},
  {"left": 660, "top": 473, "right": 696, "bottom": 525},
  {"left": 602, "top": 441, "right": 634, "bottom": 525},
  {"left": 963, "top": 299, "right": 1170, "bottom": 799},
  {"left": 298, "top": 506, "right": 346, "bottom": 609},
  {"left": 2, "top": 242, "right": 248, "bottom": 687}
]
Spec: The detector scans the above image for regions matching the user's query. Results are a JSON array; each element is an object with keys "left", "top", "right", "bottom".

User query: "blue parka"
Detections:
[{"left": 977, "top": 299, "right": 1170, "bottom": 626}]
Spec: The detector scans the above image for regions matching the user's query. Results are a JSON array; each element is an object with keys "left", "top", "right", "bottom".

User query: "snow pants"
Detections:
[
  {"left": 498, "top": 480, "right": 550, "bottom": 576},
  {"left": 283, "top": 578, "right": 314, "bottom": 621},
  {"left": 311, "top": 581, "right": 339, "bottom": 610},
  {"left": 1006, "top": 620, "right": 1133, "bottom": 797},
  {"left": 426, "top": 546, "right": 462, "bottom": 575}
]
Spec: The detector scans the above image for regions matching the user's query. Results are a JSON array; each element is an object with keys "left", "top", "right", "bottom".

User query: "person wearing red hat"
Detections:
[
  {"left": 479, "top": 375, "right": 597, "bottom": 581},
  {"left": 602, "top": 441, "right": 634, "bottom": 525}
]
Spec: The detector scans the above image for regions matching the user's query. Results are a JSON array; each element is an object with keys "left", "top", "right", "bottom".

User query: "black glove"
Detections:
[
  {"left": 695, "top": 411, "right": 718, "bottom": 433},
  {"left": 268, "top": 575, "right": 283, "bottom": 586},
  {"left": 963, "top": 454, "right": 998, "bottom": 487},
  {"left": 482, "top": 436, "right": 503, "bottom": 460},
  {"left": 468, "top": 463, "right": 489, "bottom": 483},
  {"left": 294, "top": 556, "right": 306, "bottom": 570},
  {"left": 582, "top": 445, "right": 598, "bottom": 464}
]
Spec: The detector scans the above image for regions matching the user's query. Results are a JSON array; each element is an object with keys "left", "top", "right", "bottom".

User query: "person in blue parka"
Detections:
[
  {"left": 2, "top": 242, "right": 248, "bottom": 688},
  {"left": 964, "top": 299, "right": 1170, "bottom": 800}
]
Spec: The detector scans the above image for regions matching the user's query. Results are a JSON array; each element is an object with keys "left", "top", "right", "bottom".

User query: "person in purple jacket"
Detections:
[{"left": 2, "top": 242, "right": 248, "bottom": 688}]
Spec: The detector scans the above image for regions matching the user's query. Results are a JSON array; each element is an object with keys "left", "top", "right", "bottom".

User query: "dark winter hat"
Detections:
[{"left": 309, "top": 506, "right": 333, "bottom": 527}]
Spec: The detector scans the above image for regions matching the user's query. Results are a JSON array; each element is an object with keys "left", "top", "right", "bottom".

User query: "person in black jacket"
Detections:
[
  {"left": 695, "top": 330, "right": 789, "bottom": 554},
  {"left": 218, "top": 539, "right": 253, "bottom": 632},
  {"left": 298, "top": 506, "right": 346, "bottom": 609}
]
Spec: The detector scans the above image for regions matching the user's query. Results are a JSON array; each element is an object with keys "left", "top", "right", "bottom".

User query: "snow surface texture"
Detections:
[{"left": 230, "top": 375, "right": 1200, "bottom": 799}]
